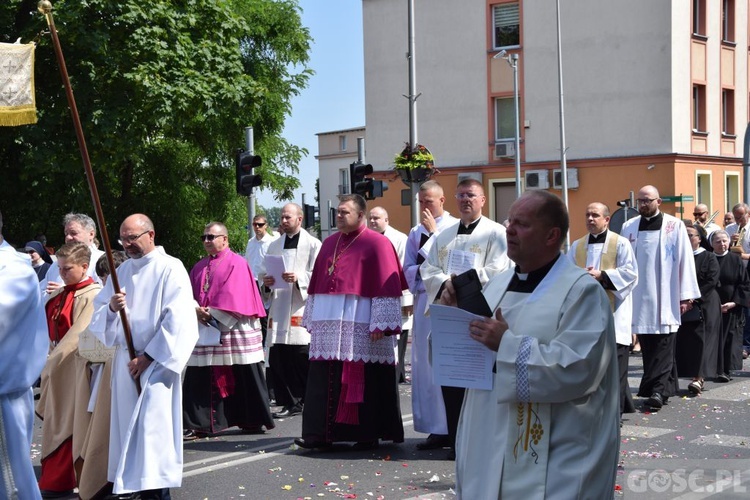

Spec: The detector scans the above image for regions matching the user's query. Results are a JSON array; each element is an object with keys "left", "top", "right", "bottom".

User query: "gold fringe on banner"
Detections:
[{"left": 0, "top": 42, "right": 37, "bottom": 127}]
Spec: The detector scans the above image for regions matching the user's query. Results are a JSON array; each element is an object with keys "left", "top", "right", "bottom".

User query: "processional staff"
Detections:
[{"left": 37, "top": 0, "right": 140, "bottom": 394}]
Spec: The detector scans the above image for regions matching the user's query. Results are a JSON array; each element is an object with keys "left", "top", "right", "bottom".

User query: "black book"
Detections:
[{"left": 452, "top": 268, "right": 493, "bottom": 317}]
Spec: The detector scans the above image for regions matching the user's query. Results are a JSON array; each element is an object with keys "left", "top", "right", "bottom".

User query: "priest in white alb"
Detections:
[
  {"left": 404, "top": 181, "right": 457, "bottom": 451},
  {"left": 568, "top": 202, "right": 638, "bottom": 415},
  {"left": 451, "top": 191, "right": 619, "bottom": 499},
  {"left": 620, "top": 185, "right": 700, "bottom": 410},
  {"left": 262, "top": 203, "right": 321, "bottom": 418},
  {"left": 90, "top": 214, "right": 198, "bottom": 498},
  {"left": 420, "top": 178, "right": 510, "bottom": 460}
]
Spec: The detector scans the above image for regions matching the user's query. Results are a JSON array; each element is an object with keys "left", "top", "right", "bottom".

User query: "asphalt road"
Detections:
[{"left": 29, "top": 350, "right": 750, "bottom": 499}]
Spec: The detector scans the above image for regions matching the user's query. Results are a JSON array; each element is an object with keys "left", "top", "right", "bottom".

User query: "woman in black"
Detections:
[
  {"left": 710, "top": 230, "right": 750, "bottom": 382},
  {"left": 676, "top": 225, "right": 720, "bottom": 395}
]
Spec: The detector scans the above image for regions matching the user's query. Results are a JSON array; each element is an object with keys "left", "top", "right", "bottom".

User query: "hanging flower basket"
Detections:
[{"left": 393, "top": 143, "right": 436, "bottom": 184}]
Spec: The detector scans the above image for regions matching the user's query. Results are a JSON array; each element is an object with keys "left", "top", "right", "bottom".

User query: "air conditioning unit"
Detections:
[
  {"left": 552, "top": 168, "right": 579, "bottom": 189},
  {"left": 524, "top": 169, "right": 549, "bottom": 190},
  {"left": 494, "top": 141, "right": 516, "bottom": 158}
]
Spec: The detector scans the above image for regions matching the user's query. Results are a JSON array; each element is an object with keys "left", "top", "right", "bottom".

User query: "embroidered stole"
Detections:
[
  {"left": 573, "top": 233, "right": 617, "bottom": 311},
  {"left": 483, "top": 259, "right": 585, "bottom": 498}
]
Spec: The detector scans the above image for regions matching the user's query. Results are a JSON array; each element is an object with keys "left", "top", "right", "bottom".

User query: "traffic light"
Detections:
[
  {"left": 348, "top": 161, "right": 388, "bottom": 200},
  {"left": 349, "top": 161, "right": 373, "bottom": 196},
  {"left": 303, "top": 203, "right": 316, "bottom": 229},
  {"left": 371, "top": 180, "right": 388, "bottom": 199},
  {"left": 235, "top": 149, "right": 262, "bottom": 196}
]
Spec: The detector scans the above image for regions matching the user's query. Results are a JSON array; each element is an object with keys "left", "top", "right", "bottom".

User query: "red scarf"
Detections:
[{"left": 45, "top": 277, "right": 94, "bottom": 344}]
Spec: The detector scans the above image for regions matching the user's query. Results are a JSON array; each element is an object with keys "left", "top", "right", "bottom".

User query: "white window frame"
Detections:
[
  {"left": 695, "top": 170, "right": 712, "bottom": 206},
  {"left": 492, "top": 3, "right": 520, "bottom": 50},
  {"left": 725, "top": 172, "right": 740, "bottom": 211},
  {"left": 339, "top": 168, "right": 350, "bottom": 194},
  {"left": 494, "top": 97, "right": 517, "bottom": 142}
]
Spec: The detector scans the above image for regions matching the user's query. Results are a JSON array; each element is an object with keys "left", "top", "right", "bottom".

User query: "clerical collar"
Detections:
[
  {"left": 716, "top": 250, "right": 729, "bottom": 257},
  {"left": 693, "top": 247, "right": 705, "bottom": 255},
  {"left": 638, "top": 211, "right": 663, "bottom": 231},
  {"left": 457, "top": 217, "right": 481, "bottom": 235},
  {"left": 508, "top": 254, "right": 560, "bottom": 293},
  {"left": 284, "top": 231, "right": 300, "bottom": 249},
  {"left": 341, "top": 224, "right": 366, "bottom": 240},
  {"left": 588, "top": 230, "right": 608, "bottom": 244},
  {"left": 210, "top": 247, "right": 230, "bottom": 259}
]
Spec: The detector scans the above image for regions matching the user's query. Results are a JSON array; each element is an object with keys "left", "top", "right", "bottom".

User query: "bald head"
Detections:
[
  {"left": 585, "top": 202, "right": 610, "bottom": 236},
  {"left": 637, "top": 185, "right": 661, "bottom": 218},
  {"left": 280, "top": 203, "right": 304, "bottom": 235},
  {"left": 368, "top": 206, "right": 389, "bottom": 233},
  {"left": 119, "top": 214, "right": 155, "bottom": 259},
  {"left": 693, "top": 203, "right": 710, "bottom": 224}
]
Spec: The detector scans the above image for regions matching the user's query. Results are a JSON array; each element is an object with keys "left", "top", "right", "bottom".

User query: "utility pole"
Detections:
[
  {"left": 407, "top": 0, "right": 420, "bottom": 227},
  {"left": 245, "top": 127, "right": 256, "bottom": 226}
]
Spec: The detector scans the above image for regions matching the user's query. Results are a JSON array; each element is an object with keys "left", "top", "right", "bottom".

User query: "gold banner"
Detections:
[{"left": 0, "top": 42, "right": 37, "bottom": 126}]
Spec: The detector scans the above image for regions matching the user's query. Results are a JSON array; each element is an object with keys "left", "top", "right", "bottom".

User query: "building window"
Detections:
[
  {"left": 692, "top": 84, "right": 706, "bottom": 133},
  {"left": 339, "top": 135, "right": 347, "bottom": 151},
  {"left": 339, "top": 168, "right": 350, "bottom": 195},
  {"left": 494, "top": 97, "right": 517, "bottom": 142},
  {"left": 493, "top": 3, "right": 520, "bottom": 49},
  {"left": 726, "top": 174, "right": 740, "bottom": 211},
  {"left": 722, "top": 89, "right": 735, "bottom": 136},
  {"left": 722, "top": 0, "right": 735, "bottom": 42},
  {"left": 692, "top": 0, "right": 706, "bottom": 36},
  {"left": 696, "top": 172, "right": 711, "bottom": 205}
]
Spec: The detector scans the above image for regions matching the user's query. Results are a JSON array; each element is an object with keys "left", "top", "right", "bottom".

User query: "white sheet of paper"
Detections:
[
  {"left": 196, "top": 321, "right": 221, "bottom": 346},
  {"left": 446, "top": 249, "right": 477, "bottom": 276},
  {"left": 265, "top": 255, "right": 288, "bottom": 289},
  {"left": 429, "top": 303, "right": 495, "bottom": 390}
]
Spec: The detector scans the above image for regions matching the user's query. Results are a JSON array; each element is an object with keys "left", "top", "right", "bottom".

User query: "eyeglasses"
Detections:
[
  {"left": 252, "top": 222, "right": 266, "bottom": 227},
  {"left": 688, "top": 233, "right": 700, "bottom": 238},
  {"left": 636, "top": 198, "right": 657, "bottom": 205},
  {"left": 118, "top": 230, "right": 150, "bottom": 246},
  {"left": 693, "top": 212, "right": 706, "bottom": 216},
  {"left": 201, "top": 234, "right": 226, "bottom": 242},
  {"left": 455, "top": 192, "right": 481, "bottom": 200}
]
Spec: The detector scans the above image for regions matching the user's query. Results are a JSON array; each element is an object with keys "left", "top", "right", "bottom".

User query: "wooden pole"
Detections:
[{"left": 38, "top": 0, "right": 140, "bottom": 394}]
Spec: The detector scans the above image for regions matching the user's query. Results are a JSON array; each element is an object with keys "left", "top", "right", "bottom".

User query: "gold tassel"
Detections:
[{"left": 0, "top": 107, "right": 37, "bottom": 126}]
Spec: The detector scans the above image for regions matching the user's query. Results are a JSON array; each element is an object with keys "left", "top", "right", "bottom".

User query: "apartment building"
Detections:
[{"left": 317, "top": 0, "right": 748, "bottom": 237}]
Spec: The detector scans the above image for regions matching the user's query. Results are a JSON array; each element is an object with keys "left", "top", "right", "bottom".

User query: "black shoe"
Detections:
[
  {"left": 240, "top": 425, "right": 265, "bottom": 434},
  {"left": 646, "top": 393, "right": 663, "bottom": 409},
  {"left": 416, "top": 433, "right": 450, "bottom": 450},
  {"left": 351, "top": 440, "right": 379, "bottom": 451},
  {"left": 40, "top": 490, "right": 75, "bottom": 499},
  {"left": 294, "top": 438, "right": 331, "bottom": 450},
  {"left": 183, "top": 429, "right": 207, "bottom": 441},
  {"left": 688, "top": 380, "right": 703, "bottom": 395},
  {"left": 273, "top": 404, "right": 303, "bottom": 418},
  {"left": 716, "top": 373, "right": 731, "bottom": 383}
]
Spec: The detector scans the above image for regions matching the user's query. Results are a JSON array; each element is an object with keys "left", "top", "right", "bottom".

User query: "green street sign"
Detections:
[{"left": 661, "top": 195, "right": 694, "bottom": 203}]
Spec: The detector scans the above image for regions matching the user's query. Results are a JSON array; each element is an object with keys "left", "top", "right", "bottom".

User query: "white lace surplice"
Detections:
[{"left": 303, "top": 294, "right": 401, "bottom": 364}]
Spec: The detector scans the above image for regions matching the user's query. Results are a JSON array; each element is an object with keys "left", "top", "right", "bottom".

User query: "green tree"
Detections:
[{"left": 0, "top": 0, "right": 311, "bottom": 264}]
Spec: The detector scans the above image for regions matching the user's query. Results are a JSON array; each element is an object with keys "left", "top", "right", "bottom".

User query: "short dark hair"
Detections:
[
  {"left": 338, "top": 194, "right": 367, "bottom": 214},
  {"left": 456, "top": 178, "right": 483, "bottom": 192},
  {"left": 528, "top": 191, "right": 569, "bottom": 245},
  {"left": 95, "top": 251, "right": 127, "bottom": 279}
]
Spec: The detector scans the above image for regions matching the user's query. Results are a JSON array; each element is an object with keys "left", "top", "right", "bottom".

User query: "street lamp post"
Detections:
[{"left": 494, "top": 51, "right": 522, "bottom": 199}]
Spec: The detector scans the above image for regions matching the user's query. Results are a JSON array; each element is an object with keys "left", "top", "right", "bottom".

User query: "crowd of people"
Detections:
[{"left": 2, "top": 182, "right": 749, "bottom": 499}]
